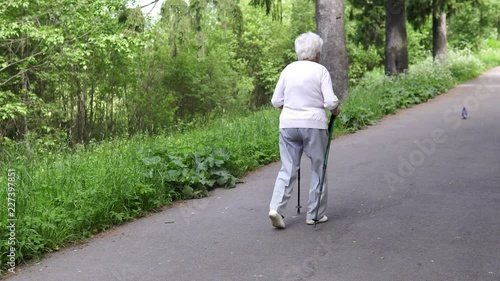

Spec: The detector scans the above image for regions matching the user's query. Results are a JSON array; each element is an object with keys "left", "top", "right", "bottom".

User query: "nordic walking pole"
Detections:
[
  {"left": 314, "top": 114, "right": 336, "bottom": 227},
  {"left": 296, "top": 168, "right": 301, "bottom": 214}
]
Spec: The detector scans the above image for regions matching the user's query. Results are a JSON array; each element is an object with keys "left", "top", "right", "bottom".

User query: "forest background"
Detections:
[{"left": 0, "top": 0, "right": 499, "bottom": 274}]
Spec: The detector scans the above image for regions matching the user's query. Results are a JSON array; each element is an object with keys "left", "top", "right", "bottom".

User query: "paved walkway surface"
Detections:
[{"left": 6, "top": 67, "right": 500, "bottom": 281}]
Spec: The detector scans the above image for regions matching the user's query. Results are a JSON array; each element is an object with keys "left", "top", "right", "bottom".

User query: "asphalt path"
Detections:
[{"left": 5, "top": 67, "right": 500, "bottom": 281}]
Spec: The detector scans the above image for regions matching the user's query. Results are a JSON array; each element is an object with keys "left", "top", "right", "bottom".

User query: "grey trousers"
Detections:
[{"left": 269, "top": 128, "right": 329, "bottom": 221}]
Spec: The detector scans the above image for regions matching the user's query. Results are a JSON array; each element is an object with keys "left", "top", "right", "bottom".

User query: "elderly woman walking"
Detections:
[{"left": 268, "top": 32, "right": 340, "bottom": 229}]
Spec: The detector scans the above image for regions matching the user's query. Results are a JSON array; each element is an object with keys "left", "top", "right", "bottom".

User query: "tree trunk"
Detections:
[
  {"left": 19, "top": 40, "right": 29, "bottom": 138},
  {"left": 74, "top": 71, "right": 86, "bottom": 145},
  {"left": 479, "top": 6, "right": 483, "bottom": 39},
  {"left": 316, "top": 0, "right": 349, "bottom": 99},
  {"left": 432, "top": 11, "right": 447, "bottom": 61},
  {"left": 68, "top": 71, "right": 76, "bottom": 146},
  {"left": 88, "top": 75, "right": 95, "bottom": 140},
  {"left": 251, "top": 84, "right": 268, "bottom": 107},
  {"left": 21, "top": 71, "right": 29, "bottom": 144},
  {"left": 385, "top": 0, "right": 408, "bottom": 76}
]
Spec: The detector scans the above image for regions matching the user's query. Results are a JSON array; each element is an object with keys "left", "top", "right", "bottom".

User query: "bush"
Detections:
[
  {"left": 477, "top": 38, "right": 500, "bottom": 68},
  {"left": 446, "top": 50, "right": 485, "bottom": 81}
]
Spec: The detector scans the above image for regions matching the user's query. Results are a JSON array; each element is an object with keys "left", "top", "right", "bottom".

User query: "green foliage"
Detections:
[
  {"left": 119, "top": 7, "right": 146, "bottom": 32},
  {"left": 339, "top": 106, "right": 376, "bottom": 132},
  {"left": 477, "top": 38, "right": 500, "bottom": 68},
  {"left": 2, "top": 0, "right": 497, "bottom": 145},
  {"left": 162, "top": 109, "right": 280, "bottom": 176},
  {"left": 0, "top": 0, "right": 254, "bottom": 143},
  {"left": 123, "top": 0, "right": 254, "bottom": 129},
  {"left": 445, "top": 50, "right": 485, "bottom": 80},
  {"left": 345, "top": 1, "right": 383, "bottom": 83},
  {"left": 348, "top": 0, "right": 385, "bottom": 49},
  {"left": 289, "top": 0, "right": 315, "bottom": 38},
  {"left": 141, "top": 148, "right": 237, "bottom": 200},
  {"left": 0, "top": 91, "right": 27, "bottom": 121},
  {"left": 407, "top": 20, "right": 432, "bottom": 64},
  {"left": 448, "top": 1, "right": 500, "bottom": 50},
  {"left": 347, "top": 43, "right": 382, "bottom": 84},
  {"left": 249, "top": 0, "right": 283, "bottom": 20},
  {"left": 237, "top": 1, "right": 292, "bottom": 106},
  {"left": 0, "top": 0, "right": 138, "bottom": 144},
  {"left": 406, "top": 0, "right": 482, "bottom": 30}
]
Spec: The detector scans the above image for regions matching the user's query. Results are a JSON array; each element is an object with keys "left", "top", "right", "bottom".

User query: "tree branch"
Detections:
[
  {"left": 139, "top": 0, "right": 160, "bottom": 9},
  {"left": 1, "top": 69, "right": 26, "bottom": 86},
  {"left": 0, "top": 51, "right": 44, "bottom": 73}
]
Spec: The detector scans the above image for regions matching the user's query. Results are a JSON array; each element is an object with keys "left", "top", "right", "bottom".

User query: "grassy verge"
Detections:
[
  {"left": 0, "top": 109, "right": 280, "bottom": 273},
  {"left": 0, "top": 45, "right": 499, "bottom": 274}
]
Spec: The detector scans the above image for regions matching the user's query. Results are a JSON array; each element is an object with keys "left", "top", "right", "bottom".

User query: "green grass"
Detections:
[
  {"left": 477, "top": 38, "right": 500, "bottom": 69},
  {"left": 161, "top": 108, "right": 280, "bottom": 176},
  {"left": 1, "top": 44, "right": 499, "bottom": 274},
  {"left": 0, "top": 109, "right": 281, "bottom": 273}
]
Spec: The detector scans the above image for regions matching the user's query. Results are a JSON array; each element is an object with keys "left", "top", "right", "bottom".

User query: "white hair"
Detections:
[{"left": 294, "top": 32, "right": 323, "bottom": 61}]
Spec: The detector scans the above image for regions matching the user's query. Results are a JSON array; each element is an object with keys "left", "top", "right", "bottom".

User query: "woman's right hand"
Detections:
[{"left": 332, "top": 106, "right": 341, "bottom": 116}]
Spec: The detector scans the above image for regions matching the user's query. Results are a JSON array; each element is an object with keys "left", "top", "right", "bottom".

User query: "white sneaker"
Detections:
[
  {"left": 306, "top": 215, "right": 328, "bottom": 225},
  {"left": 269, "top": 210, "right": 285, "bottom": 229}
]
